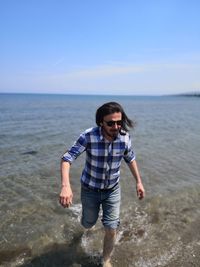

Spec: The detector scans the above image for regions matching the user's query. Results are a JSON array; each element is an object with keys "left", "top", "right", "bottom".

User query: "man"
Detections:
[{"left": 59, "top": 102, "right": 145, "bottom": 267}]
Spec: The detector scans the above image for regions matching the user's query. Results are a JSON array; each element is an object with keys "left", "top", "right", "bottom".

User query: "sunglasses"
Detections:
[{"left": 103, "top": 120, "right": 122, "bottom": 127}]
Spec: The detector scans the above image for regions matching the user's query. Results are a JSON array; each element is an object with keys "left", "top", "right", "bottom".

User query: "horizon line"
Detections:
[{"left": 0, "top": 91, "right": 199, "bottom": 97}]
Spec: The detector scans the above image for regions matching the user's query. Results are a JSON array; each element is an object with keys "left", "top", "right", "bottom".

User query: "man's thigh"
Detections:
[
  {"left": 81, "top": 186, "right": 100, "bottom": 228},
  {"left": 101, "top": 184, "right": 121, "bottom": 229}
]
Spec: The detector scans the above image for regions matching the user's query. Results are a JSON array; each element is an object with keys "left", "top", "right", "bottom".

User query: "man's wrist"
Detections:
[
  {"left": 61, "top": 184, "right": 69, "bottom": 187},
  {"left": 136, "top": 178, "right": 142, "bottom": 184}
]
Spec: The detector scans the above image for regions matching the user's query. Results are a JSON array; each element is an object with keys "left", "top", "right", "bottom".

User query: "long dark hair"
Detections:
[{"left": 96, "top": 102, "right": 135, "bottom": 132}]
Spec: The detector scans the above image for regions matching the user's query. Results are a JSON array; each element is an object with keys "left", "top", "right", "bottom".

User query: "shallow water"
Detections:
[{"left": 0, "top": 93, "right": 200, "bottom": 266}]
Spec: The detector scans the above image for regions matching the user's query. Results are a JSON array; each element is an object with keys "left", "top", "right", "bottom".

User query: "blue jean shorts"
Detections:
[{"left": 81, "top": 183, "right": 121, "bottom": 229}]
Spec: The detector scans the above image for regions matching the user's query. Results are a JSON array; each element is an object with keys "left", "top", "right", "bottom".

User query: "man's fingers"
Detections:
[
  {"left": 59, "top": 196, "right": 72, "bottom": 208},
  {"left": 137, "top": 189, "right": 145, "bottom": 199}
]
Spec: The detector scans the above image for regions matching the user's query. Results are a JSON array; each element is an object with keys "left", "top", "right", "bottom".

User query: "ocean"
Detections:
[{"left": 0, "top": 93, "right": 200, "bottom": 267}]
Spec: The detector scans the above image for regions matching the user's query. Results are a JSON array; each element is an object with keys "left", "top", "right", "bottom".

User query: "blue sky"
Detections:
[{"left": 1, "top": 0, "right": 200, "bottom": 95}]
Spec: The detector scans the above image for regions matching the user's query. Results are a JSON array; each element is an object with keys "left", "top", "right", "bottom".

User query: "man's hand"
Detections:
[
  {"left": 136, "top": 182, "right": 145, "bottom": 200},
  {"left": 59, "top": 186, "right": 73, "bottom": 208}
]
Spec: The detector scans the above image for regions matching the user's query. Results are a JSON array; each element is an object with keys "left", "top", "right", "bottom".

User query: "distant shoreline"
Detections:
[{"left": 175, "top": 93, "right": 200, "bottom": 97}]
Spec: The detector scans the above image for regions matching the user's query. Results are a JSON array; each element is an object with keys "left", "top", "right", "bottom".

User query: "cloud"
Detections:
[
  {"left": 54, "top": 61, "right": 200, "bottom": 81},
  {"left": 53, "top": 57, "right": 65, "bottom": 66},
  {"left": 62, "top": 64, "right": 148, "bottom": 80}
]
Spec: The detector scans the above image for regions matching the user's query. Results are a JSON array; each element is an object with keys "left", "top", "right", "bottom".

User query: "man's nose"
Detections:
[{"left": 112, "top": 122, "right": 118, "bottom": 129}]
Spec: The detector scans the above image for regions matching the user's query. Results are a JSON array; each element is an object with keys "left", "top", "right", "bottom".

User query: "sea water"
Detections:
[{"left": 0, "top": 93, "right": 200, "bottom": 267}]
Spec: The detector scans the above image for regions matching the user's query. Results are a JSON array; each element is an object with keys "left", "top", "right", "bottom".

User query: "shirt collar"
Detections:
[{"left": 99, "top": 126, "right": 104, "bottom": 141}]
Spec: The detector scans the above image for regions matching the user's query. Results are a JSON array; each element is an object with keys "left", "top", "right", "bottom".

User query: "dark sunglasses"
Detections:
[{"left": 104, "top": 120, "right": 122, "bottom": 127}]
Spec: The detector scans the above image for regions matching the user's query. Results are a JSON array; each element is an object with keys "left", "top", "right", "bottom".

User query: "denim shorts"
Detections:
[{"left": 81, "top": 183, "right": 121, "bottom": 229}]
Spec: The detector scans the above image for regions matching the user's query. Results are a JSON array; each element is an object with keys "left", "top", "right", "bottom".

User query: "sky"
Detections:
[{"left": 1, "top": 0, "right": 200, "bottom": 95}]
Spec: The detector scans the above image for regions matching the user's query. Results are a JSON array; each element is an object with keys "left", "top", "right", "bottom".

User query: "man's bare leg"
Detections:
[{"left": 102, "top": 228, "right": 116, "bottom": 267}]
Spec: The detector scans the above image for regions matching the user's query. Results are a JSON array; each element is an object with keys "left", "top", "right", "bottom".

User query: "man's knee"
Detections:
[{"left": 81, "top": 217, "right": 97, "bottom": 229}]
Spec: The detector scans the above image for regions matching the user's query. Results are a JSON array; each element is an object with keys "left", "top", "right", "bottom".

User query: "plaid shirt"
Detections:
[{"left": 62, "top": 127, "right": 135, "bottom": 189}]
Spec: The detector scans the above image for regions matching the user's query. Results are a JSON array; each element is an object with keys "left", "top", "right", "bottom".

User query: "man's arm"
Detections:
[
  {"left": 59, "top": 160, "right": 73, "bottom": 208},
  {"left": 128, "top": 159, "right": 145, "bottom": 200}
]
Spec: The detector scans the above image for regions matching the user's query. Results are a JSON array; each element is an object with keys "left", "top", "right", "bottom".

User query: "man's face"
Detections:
[{"left": 101, "top": 112, "right": 122, "bottom": 140}]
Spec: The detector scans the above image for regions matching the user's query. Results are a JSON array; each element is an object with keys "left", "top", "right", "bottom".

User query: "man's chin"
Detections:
[{"left": 110, "top": 131, "right": 118, "bottom": 137}]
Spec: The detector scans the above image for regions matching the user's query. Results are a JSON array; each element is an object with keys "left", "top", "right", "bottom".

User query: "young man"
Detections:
[{"left": 59, "top": 102, "right": 145, "bottom": 267}]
